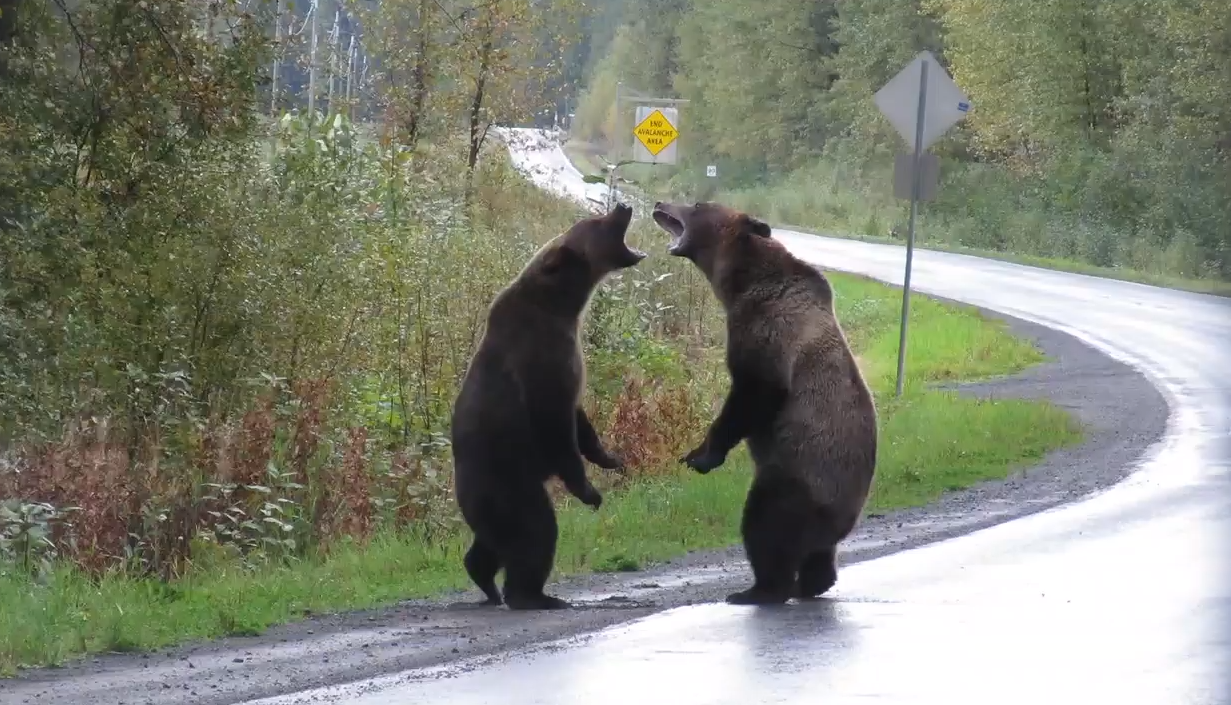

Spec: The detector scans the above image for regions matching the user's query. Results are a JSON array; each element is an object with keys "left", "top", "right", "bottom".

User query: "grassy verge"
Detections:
[
  {"left": 561, "top": 138, "right": 1231, "bottom": 299},
  {"left": 0, "top": 268, "right": 1081, "bottom": 674},
  {"left": 718, "top": 161, "right": 1231, "bottom": 299},
  {"left": 770, "top": 220, "right": 1231, "bottom": 299}
]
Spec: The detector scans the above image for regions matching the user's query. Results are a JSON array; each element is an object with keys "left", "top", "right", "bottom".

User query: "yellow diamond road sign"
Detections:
[{"left": 633, "top": 109, "right": 678, "bottom": 156}]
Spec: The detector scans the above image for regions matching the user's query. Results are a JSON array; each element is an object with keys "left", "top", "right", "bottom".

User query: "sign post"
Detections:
[
  {"left": 873, "top": 50, "right": 970, "bottom": 397},
  {"left": 594, "top": 83, "right": 688, "bottom": 209}
]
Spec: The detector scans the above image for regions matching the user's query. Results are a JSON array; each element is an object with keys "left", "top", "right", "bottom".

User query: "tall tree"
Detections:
[
  {"left": 926, "top": 0, "right": 1120, "bottom": 161},
  {"left": 352, "top": 0, "right": 438, "bottom": 150},
  {"left": 824, "top": 0, "right": 943, "bottom": 158},
  {"left": 672, "top": 0, "right": 836, "bottom": 177}
]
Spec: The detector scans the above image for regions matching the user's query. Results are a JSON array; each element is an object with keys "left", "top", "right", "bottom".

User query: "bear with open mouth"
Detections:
[
  {"left": 451, "top": 203, "right": 646, "bottom": 610},
  {"left": 651, "top": 200, "right": 878, "bottom": 605}
]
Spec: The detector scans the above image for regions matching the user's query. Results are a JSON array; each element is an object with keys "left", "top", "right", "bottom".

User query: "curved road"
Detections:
[{"left": 249, "top": 129, "right": 1231, "bottom": 705}]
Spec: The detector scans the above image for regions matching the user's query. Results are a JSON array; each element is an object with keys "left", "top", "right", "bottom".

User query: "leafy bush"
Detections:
[{"left": 0, "top": 0, "right": 724, "bottom": 580}]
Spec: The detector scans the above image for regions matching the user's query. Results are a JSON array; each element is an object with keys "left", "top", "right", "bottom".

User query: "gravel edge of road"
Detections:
[{"left": 1, "top": 304, "right": 1170, "bottom": 705}]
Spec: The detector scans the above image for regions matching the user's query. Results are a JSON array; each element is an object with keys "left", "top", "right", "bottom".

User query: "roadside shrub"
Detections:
[{"left": 0, "top": 112, "right": 725, "bottom": 579}]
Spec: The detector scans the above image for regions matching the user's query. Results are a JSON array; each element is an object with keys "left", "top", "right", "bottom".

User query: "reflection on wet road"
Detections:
[
  {"left": 245, "top": 129, "right": 1231, "bottom": 705},
  {"left": 253, "top": 466, "right": 1229, "bottom": 704}
]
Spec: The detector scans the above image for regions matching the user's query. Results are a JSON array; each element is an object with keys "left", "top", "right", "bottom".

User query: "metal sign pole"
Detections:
[
  {"left": 894, "top": 58, "right": 929, "bottom": 398},
  {"left": 874, "top": 50, "right": 969, "bottom": 397}
]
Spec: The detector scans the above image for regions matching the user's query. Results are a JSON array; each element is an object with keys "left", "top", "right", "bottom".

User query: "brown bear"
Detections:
[
  {"left": 650, "top": 200, "right": 878, "bottom": 605},
  {"left": 450, "top": 202, "right": 645, "bottom": 610}
]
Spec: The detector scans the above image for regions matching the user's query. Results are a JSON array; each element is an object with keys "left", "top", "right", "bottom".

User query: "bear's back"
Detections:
[{"left": 451, "top": 284, "right": 585, "bottom": 473}]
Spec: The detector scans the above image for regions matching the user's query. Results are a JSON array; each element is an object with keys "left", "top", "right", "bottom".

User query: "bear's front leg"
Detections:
[
  {"left": 560, "top": 467, "right": 603, "bottom": 509},
  {"left": 681, "top": 440, "right": 726, "bottom": 474},
  {"left": 526, "top": 377, "right": 604, "bottom": 510},
  {"left": 685, "top": 353, "right": 790, "bottom": 475},
  {"left": 680, "top": 386, "right": 744, "bottom": 473},
  {"left": 575, "top": 407, "right": 626, "bottom": 471}
]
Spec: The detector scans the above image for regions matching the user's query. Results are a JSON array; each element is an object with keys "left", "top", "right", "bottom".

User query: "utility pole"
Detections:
[
  {"left": 345, "top": 34, "right": 355, "bottom": 118},
  {"left": 269, "top": 0, "right": 286, "bottom": 117},
  {"left": 308, "top": 0, "right": 319, "bottom": 124},
  {"left": 328, "top": 8, "right": 340, "bottom": 116}
]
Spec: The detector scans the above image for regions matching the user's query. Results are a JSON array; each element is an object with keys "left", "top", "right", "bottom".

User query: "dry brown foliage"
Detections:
[
  {"left": 290, "top": 378, "right": 332, "bottom": 482},
  {"left": 603, "top": 376, "right": 705, "bottom": 476},
  {"left": 1, "top": 378, "right": 397, "bottom": 576},
  {"left": 544, "top": 375, "right": 709, "bottom": 504},
  {"left": 331, "top": 426, "right": 374, "bottom": 545},
  {"left": 1, "top": 420, "right": 135, "bottom": 574},
  {"left": 1, "top": 361, "right": 717, "bottom": 577}
]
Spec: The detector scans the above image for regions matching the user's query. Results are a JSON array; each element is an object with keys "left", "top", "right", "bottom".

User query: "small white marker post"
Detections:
[{"left": 874, "top": 51, "right": 970, "bottom": 397}]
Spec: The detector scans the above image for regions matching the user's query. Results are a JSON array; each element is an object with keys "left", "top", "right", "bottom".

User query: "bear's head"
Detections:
[
  {"left": 531, "top": 202, "right": 645, "bottom": 286},
  {"left": 650, "top": 201, "right": 773, "bottom": 280}
]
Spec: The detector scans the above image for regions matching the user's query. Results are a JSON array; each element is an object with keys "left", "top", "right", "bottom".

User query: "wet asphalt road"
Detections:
[
  {"left": 234, "top": 130, "right": 1231, "bottom": 704},
  {"left": 246, "top": 468, "right": 1231, "bottom": 705}
]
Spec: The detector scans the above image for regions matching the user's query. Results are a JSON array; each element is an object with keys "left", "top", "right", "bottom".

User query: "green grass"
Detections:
[
  {"left": 561, "top": 138, "right": 1231, "bottom": 298},
  {"left": 720, "top": 165, "right": 1231, "bottom": 299},
  {"left": 779, "top": 222, "right": 1231, "bottom": 299},
  {"left": 0, "top": 272, "right": 1082, "bottom": 676}
]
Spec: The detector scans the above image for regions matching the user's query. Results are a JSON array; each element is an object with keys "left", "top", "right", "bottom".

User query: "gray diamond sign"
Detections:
[
  {"left": 874, "top": 50, "right": 971, "bottom": 152},
  {"left": 872, "top": 50, "right": 972, "bottom": 400}
]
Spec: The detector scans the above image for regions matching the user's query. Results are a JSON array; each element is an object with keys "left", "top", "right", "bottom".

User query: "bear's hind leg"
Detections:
[
  {"left": 796, "top": 547, "right": 837, "bottom": 599},
  {"left": 728, "top": 476, "right": 810, "bottom": 605},
  {"left": 501, "top": 486, "right": 571, "bottom": 610},
  {"left": 797, "top": 505, "right": 857, "bottom": 599},
  {"left": 463, "top": 538, "right": 504, "bottom": 606}
]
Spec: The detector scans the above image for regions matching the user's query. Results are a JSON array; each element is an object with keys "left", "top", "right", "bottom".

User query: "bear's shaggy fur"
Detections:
[
  {"left": 450, "top": 203, "right": 645, "bottom": 610},
  {"left": 651, "top": 200, "right": 878, "bottom": 605}
]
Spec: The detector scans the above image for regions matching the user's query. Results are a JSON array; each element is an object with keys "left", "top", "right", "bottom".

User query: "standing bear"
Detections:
[
  {"left": 650, "top": 201, "right": 878, "bottom": 605},
  {"left": 450, "top": 202, "right": 645, "bottom": 610}
]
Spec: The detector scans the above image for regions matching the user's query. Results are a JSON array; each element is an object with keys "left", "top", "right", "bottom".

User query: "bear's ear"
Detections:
[{"left": 742, "top": 214, "right": 772, "bottom": 238}]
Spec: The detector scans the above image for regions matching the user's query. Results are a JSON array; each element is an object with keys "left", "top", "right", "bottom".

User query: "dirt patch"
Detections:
[{"left": 0, "top": 308, "right": 1169, "bottom": 705}]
